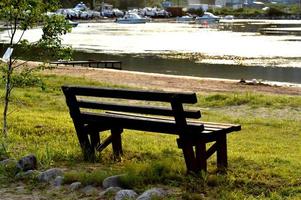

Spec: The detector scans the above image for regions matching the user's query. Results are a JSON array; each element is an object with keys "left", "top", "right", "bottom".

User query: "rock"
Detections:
[
  {"left": 16, "top": 154, "right": 37, "bottom": 172},
  {"left": 0, "top": 158, "right": 17, "bottom": 166},
  {"left": 103, "top": 174, "right": 125, "bottom": 189},
  {"left": 81, "top": 185, "right": 98, "bottom": 195},
  {"left": 69, "top": 182, "right": 82, "bottom": 191},
  {"left": 38, "top": 168, "right": 63, "bottom": 182},
  {"left": 0, "top": 154, "right": 9, "bottom": 161},
  {"left": 15, "top": 186, "right": 26, "bottom": 194},
  {"left": 136, "top": 188, "right": 166, "bottom": 200},
  {"left": 99, "top": 187, "right": 122, "bottom": 198},
  {"left": 114, "top": 189, "right": 137, "bottom": 200},
  {"left": 0, "top": 159, "right": 18, "bottom": 174},
  {"left": 15, "top": 170, "right": 40, "bottom": 179},
  {"left": 53, "top": 176, "right": 64, "bottom": 187}
]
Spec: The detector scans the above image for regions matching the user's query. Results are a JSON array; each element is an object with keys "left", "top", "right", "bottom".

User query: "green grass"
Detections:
[{"left": 0, "top": 74, "right": 301, "bottom": 199}]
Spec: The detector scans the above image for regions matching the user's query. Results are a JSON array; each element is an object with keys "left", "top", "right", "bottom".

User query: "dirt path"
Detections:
[{"left": 43, "top": 65, "right": 301, "bottom": 95}]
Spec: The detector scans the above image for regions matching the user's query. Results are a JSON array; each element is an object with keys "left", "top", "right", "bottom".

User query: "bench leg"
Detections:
[
  {"left": 177, "top": 138, "right": 198, "bottom": 173},
  {"left": 111, "top": 128, "right": 123, "bottom": 160},
  {"left": 89, "top": 131, "right": 100, "bottom": 150},
  {"left": 76, "top": 129, "right": 95, "bottom": 161},
  {"left": 216, "top": 134, "right": 228, "bottom": 171},
  {"left": 182, "top": 145, "right": 197, "bottom": 172},
  {"left": 195, "top": 142, "right": 207, "bottom": 172}
]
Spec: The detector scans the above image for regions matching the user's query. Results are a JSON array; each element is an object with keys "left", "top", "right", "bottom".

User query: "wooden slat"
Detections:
[
  {"left": 78, "top": 100, "right": 201, "bottom": 119},
  {"left": 105, "top": 112, "right": 241, "bottom": 134},
  {"left": 80, "top": 112, "right": 204, "bottom": 135},
  {"left": 62, "top": 86, "right": 198, "bottom": 104}
]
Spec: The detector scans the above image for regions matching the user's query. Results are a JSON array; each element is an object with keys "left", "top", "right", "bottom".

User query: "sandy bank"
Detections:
[{"left": 39, "top": 63, "right": 301, "bottom": 95}]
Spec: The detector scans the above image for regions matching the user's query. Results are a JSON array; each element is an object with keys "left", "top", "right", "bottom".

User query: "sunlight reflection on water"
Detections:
[{"left": 1, "top": 22, "right": 301, "bottom": 60}]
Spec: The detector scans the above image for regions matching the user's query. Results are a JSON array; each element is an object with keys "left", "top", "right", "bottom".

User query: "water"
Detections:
[{"left": 1, "top": 20, "right": 301, "bottom": 84}]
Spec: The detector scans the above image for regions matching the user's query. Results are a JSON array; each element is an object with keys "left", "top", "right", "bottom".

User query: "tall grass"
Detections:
[{"left": 0, "top": 74, "right": 300, "bottom": 199}]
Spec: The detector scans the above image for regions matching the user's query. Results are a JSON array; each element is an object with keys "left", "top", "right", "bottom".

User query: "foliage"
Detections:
[
  {"left": 0, "top": 66, "right": 44, "bottom": 89},
  {"left": 265, "top": 4, "right": 288, "bottom": 17},
  {"left": 187, "top": 8, "right": 204, "bottom": 16},
  {"left": 208, "top": 7, "right": 265, "bottom": 17},
  {"left": 37, "top": 15, "right": 72, "bottom": 61},
  {"left": 0, "top": 0, "right": 72, "bottom": 136},
  {"left": 208, "top": 4, "right": 301, "bottom": 18}
]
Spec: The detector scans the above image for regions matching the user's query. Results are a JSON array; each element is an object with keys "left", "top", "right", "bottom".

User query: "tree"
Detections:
[{"left": 0, "top": 0, "right": 72, "bottom": 136}]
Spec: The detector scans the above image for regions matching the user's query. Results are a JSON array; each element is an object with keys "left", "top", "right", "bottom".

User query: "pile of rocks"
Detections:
[{"left": 0, "top": 154, "right": 167, "bottom": 200}]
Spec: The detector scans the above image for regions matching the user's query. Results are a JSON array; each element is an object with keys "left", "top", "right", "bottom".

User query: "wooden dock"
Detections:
[{"left": 51, "top": 60, "right": 122, "bottom": 70}]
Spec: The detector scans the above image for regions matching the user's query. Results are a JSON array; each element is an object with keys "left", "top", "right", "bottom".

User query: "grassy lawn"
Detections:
[{"left": 0, "top": 74, "right": 301, "bottom": 199}]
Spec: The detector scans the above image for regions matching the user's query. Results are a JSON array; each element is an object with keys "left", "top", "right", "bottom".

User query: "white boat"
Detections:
[
  {"left": 68, "top": 20, "right": 79, "bottom": 27},
  {"left": 116, "top": 13, "right": 147, "bottom": 24},
  {"left": 176, "top": 15, "right": 194, "bottom": 23},
  {"left": 195, "top": 12, "right": 220, "bottom": 24}
]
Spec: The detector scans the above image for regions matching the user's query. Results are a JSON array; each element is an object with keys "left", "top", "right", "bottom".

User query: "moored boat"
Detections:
[
  {"left": 195, "top": 12, "right": 220, "bottom": 24},
  {"left": 116, "top": 13, "right": 147, "bottom": 24},
  {"left": 176, "top": 15, "right": 194, "bottom": 23}
]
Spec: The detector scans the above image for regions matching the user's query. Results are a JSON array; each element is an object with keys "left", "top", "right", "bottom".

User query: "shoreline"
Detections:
[{"left": 39, "top": 63, "right": 301, "bottom": 95}]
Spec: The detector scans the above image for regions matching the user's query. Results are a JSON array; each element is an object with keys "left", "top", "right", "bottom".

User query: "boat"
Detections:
[
  {"left": 115, "top": 13, "right": 147, "bottom": 24},
  {"left": 176, "top": 15, "right": 194, "bottom": 23},
  {"left": 68, "top": 20, "right": 79, "bottom": 27},
  {"left": 195, "top": 12, "right": 220, "bottom": 24}
]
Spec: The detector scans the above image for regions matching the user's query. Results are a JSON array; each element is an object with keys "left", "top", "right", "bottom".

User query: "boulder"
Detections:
[
  {"left": 38, "top": 168, "right": 63, "bottom": 182},
  {"left": 103, "top": 174, "right": 125, "bottom": 189},
  {"left": 99, "top": 187, "right": 122, "bottom": 198},
  {"left": 16, "top": 154, "right": 37, "bottom": 172},
  {"left": 136, "top": 188, "right": 166, "bottom": 200},
  {"left": 81, "top": 185, "right": 98, "bottom": 195},
  {"left": 0, "top": 159, "right": 18, "bottom": 174},
  {"left": 114, "top": 189, "right": 137, "bottom": 200},
  {"left": 0, "top": 158, "right": 17, "bottom": 166},
  {"left": 15, "top": 170, "right": 40, "bottom": 179},
  {"left": 53, "top": 176, "right": 64, "bottom": 187},
  {"left": 69, "top": 182, "right": 82, "bottom": 191}
]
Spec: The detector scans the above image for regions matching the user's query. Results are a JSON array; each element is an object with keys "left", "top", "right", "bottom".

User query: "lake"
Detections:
[{"left": 1, "top": 20, "right": 301, "bottom": 84}]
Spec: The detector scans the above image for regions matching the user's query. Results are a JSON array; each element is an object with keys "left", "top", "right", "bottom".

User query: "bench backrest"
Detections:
[{"left": 62, "top": 86, "right": 201, "bottom": 128}]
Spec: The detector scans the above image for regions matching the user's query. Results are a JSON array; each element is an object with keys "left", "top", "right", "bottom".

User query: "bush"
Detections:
[{"left": 187, "top": 8, "right": 204, "bottom": 16}]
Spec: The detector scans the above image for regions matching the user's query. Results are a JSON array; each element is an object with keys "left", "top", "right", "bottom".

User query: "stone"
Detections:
[
  {"left": 99, "top": 187, "right": 122, "bottom": 198},
  {"left": 15, "top": 170, "right": 40, "bottom": 179},
  {"left": 16, "top": 154, "right": 37, "bottom": 172},
  {"left": 81, "top": 185, "right": 98, "bottom": 195},
  {"left": 53, "top": 176, "right": 64, "bottom": 187},
  {"left": 136, "top": 188, "right": 166, "bottom": 200},
  {"left": 114, "top": 189, "right": 137, "bottom": 200},
  {"left": 15, "top": 186, "right": 26, "bottom": 194},
  {"left": 69, "top": 182, "right": 82, "bottom": 191},
  {"left": 0, "top": 154, "right": 9, "bottom": 161},
  {"left": 0, "top": 159, "right": 18, "bottom": 174},
  {"left": 38, "top": 168, "right": 63, "bottom": 182},
  {"left": 102, "top": 174, "right": 125, "bottom": 189},
  {"left": 0, "top": 158, "right": 17, "bottom": 166}
]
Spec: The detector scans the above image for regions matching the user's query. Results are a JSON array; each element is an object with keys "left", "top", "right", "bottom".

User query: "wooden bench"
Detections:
[
  {"left": 62, "top": 85, "right": 241, "bottom": 173},
  {"left": 51, "top": 60, "right": 122, "bottom": 70}
]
